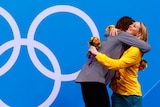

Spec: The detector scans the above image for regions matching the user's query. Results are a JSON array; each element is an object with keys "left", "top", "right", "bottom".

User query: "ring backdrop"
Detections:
[{"left": 0, "top": 1, "right": 159, "bottom": 107}]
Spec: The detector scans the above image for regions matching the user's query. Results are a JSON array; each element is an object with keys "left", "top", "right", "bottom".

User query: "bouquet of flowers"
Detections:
[
  {"left": 139, "top": 58, "right": 147, "bottom": 71},
  {"left": 86, "top": 36, "right": 101, "bottom": 58}
]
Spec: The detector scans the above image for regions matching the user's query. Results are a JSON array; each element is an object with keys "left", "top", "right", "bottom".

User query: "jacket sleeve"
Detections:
[
  {"left": 95, "top": 47, "right": 142, "bottom": 70},
  {"left": 104, "top": 31, "right": 110, "bottom": 37},
  {"left": 117, "top": 31, "right": 151, "bottom": 53}
]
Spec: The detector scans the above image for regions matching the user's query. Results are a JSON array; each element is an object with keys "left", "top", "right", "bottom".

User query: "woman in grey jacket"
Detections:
[{"left": 75, "top": 16, "right": 150, "bottom": 107}]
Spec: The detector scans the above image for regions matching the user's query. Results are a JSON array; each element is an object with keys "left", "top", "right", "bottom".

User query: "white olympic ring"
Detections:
[{"left": 0, "top": 5, "right": 99, "bottom": 107}]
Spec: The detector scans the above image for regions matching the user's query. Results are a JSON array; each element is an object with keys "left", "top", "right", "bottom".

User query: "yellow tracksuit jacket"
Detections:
[{"left": 95, "top": 46, "right": 142, "bottom": 96}]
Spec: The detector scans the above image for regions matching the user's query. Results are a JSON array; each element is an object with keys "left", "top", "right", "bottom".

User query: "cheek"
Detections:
[
  {"left": 131, "top": 29, "right": 138, "bottom": 36},
  {"left": 126, "top": 30, "right": 131, "bottom": 34}
]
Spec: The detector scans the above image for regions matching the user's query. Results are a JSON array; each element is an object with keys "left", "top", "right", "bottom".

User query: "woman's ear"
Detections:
[
  {"left": 139, "top": 34, "right": 144, "bottom": 40},
  {"left": 136, "top": 32, "right": 142, "bottom": 40},
  {"left": 137, "top": 32, "right": 142, "bottom": 37}
]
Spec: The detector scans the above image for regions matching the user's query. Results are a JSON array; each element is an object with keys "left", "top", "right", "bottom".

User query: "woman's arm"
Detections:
[
  {"left": 118, "top": 31, "right": 151, "bottom": 53},
  {"left": 89, "top": 46, "right": 142, "bottom": 70}
]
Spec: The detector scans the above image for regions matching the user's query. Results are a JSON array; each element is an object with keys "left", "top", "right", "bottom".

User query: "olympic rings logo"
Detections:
[{"left": 0, "top": 5, "right": 99, "bottom": 107}]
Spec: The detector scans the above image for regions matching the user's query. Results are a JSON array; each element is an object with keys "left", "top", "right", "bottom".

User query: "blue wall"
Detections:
[{"left": 0, "top": 0, "right": 159, "bottom": 107}]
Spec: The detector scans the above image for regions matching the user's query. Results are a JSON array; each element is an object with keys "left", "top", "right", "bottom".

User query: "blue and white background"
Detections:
[{"left": 0, "top": 0, "right": 159, "bottom": 107}]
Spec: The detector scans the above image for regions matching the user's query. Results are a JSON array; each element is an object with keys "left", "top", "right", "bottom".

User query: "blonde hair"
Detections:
[{"left": 139, "top": 22, "right": 148, "bottom": 42}]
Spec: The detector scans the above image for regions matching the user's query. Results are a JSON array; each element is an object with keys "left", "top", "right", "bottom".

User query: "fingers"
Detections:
[
  {"left": 89, "top": 46, "right": 94, "bottom": 51},
  {"left": 110, "top": 28, "right": 118, "bottom": 36},
  {"left": 89, "top": 46, "right": 98, "bottom": 55}
]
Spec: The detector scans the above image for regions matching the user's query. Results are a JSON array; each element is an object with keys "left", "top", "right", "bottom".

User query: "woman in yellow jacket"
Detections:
[{"left": 89, "top": 22, "right": 149, "bottom": 107}]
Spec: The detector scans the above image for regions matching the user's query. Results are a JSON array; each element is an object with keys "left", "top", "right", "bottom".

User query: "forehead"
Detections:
[
  {"left": 132, "top": 22, "right": 140, "bottom": 29},
  {"left": 132, "top": 22, "right": 140, "bottom": 26}
]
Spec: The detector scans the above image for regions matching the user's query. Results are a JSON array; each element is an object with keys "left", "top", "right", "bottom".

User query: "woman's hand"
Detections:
[
  {"left": 89, "top": 46, "right": 99, "bottom": 55},
  {"left": 110, "top": 28, "right": 119, "bottom": 36}
]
